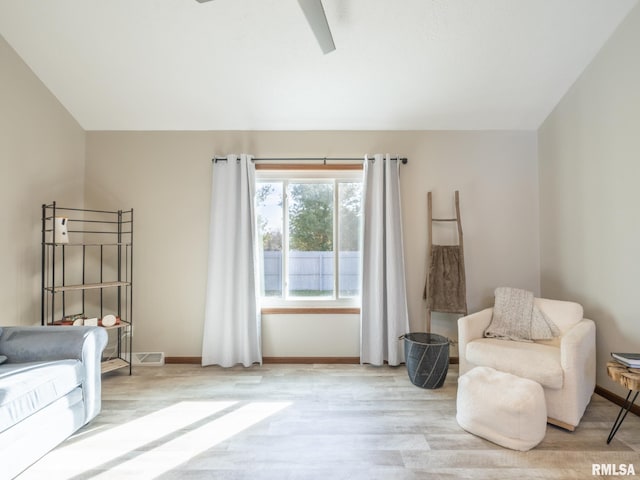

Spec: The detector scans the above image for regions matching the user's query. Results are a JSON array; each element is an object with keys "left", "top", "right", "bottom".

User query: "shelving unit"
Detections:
[{"left": 41, "top": 202, "right": 133, "bottom": 375}]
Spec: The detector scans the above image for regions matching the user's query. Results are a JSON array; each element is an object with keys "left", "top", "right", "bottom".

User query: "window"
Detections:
[{"left": 256, "top": 168, "right": 363, "bottom": 306}]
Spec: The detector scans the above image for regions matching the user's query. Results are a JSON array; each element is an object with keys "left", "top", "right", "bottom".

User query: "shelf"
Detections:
[
  {"left": 45, "top": 320, "right": 132, "bottom": 330},
  {"left": 43, "top": 205, "right": 133, "bottom": 215},
  {"left": 101, "top": 358, "right": 130, "bottom": 374},
  {"left": 42, "top": 202, "right": 134, "bottom": 377},
  {"left": 102, "top": 320, "right": 131, "bottom": 331},
  {"left": 43, "top": 242, "right": 132, "bottom": 247},
  {"left": 45, "top": 281, "right": 131, "bottom": 293}
]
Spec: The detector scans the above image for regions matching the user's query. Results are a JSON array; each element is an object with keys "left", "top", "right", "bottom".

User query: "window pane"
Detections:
[
  {"left": 338, "top": 182, "right": 362, "bottom": 297},
  {"left": 256, "top": 182, "right": 283, "bottom": 297},
  {"left": 287, "top": 182, "right": 334, "bottom": 298}
]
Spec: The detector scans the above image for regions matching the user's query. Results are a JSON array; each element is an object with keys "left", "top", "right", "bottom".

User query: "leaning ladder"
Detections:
[{"left": 425, "top": 190, "right": 467, "bottom": 332}]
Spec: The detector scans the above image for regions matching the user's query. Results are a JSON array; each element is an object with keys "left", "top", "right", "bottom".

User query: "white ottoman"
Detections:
[{"left": 456, "top": 366, "right": 547, "bottom": 451}]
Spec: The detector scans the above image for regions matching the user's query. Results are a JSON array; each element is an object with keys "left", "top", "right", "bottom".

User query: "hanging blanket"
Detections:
[
  {"left": 484, "top": 287, "right": 560, "bottom": 342},
  {"left": 425, "top": 245, "right": 467, "bottom": 314}
]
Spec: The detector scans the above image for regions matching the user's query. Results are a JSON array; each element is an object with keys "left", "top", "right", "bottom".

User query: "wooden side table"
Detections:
[{"left": 606, "top": 361, "right": 640, "bottom": 443}]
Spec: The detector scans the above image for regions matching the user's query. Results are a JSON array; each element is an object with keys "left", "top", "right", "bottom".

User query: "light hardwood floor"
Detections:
[{"left": 18, "top": 364, "right": 640, "bottom": 479}]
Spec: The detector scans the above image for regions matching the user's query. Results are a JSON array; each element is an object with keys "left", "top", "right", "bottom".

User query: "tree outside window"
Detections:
[{"left": 256, "top": 177, "right": 362, "bottom": 302}]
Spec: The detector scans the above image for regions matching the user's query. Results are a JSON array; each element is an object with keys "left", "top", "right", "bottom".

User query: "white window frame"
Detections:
[{"left": 256, "top": 168, "right": 363, "bottom": 308}]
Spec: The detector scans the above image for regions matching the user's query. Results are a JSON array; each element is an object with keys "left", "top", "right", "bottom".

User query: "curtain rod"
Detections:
[{"left": 212, "top": 156, "right": 408, "bottom": 164}]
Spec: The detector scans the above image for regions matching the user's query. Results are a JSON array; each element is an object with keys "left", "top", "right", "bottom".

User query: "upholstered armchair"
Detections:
[{"left": 458, "top": 298, "right": 596, "bottom": 430}]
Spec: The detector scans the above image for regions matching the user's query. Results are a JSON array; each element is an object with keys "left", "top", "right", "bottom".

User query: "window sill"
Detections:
[{"left": 261, "top": 307, "right": 360, "bottom": 315}]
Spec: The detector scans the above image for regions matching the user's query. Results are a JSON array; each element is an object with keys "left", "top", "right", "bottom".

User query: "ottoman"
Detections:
[{"left": 456, "top": 366, "right": 547, "bottom": 451}]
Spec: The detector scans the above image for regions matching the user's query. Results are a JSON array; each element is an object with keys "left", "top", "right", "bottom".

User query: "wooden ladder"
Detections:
[{"left": 426, "top": 190, "right": 467, "bottom": 332}]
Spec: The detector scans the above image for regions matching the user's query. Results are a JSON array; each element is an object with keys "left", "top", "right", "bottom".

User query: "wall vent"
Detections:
[{"left": 132, "top": 352, "right": 165, "bottom": 366}]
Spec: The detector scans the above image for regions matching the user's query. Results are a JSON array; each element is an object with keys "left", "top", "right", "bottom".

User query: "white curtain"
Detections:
[
  {"left": 360, "top": 154, "right": 410, "bottom": 366},
  {"left": 202, "top": 154, "right": 261, "bottom": 367}
]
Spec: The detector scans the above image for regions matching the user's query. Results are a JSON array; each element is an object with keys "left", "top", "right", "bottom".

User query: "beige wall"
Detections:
[
  {"left": 85, "top": 130, "right": 539, "bottom": 358},
  {"left": 539, "top": 4, "right": 640, "bottom": 394},
  {"left": 0, "top": 35, "right": 85, "bottom": 326}
]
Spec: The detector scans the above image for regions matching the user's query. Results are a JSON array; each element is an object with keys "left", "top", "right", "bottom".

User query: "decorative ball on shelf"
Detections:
[{"left": 101, "top": 314, "right": 117, "bottom": 327}]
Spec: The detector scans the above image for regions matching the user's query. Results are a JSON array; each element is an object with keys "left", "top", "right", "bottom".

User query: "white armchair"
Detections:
[{"left": 458, "top": 298, "right": 596, "bottom": 430}]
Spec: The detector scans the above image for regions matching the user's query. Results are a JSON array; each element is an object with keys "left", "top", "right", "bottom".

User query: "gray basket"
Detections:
[{"left": 403, "top": 333, "right": 449, "bottom": 389}]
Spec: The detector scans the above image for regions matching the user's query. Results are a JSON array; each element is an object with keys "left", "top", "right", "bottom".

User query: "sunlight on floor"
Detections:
[
  {"left": 93, "top": 401, "right": 291, "bottom": 479},
  {"left": 20, "top": 400, "right": 290, "bottom": 479}
]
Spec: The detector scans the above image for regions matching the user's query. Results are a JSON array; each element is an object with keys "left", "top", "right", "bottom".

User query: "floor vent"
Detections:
[{"left": 132, "top": 352, "right": 165, "bottom": 366}]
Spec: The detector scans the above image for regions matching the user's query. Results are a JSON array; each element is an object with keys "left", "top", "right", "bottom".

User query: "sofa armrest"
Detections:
[
  {"left": 560, "top": 319, "right": 596, "bottom": 373},
  {"left": 0, "top": 326, "right": 106, "bottom": 362},
  {"left": 0, "top": 326, "right": 108, "bottom": 423},
  {"left": 560, "top": 318, "right": 596, "bottom": 421},
  {"left": 458, "top": 308, "right": 493, "bottom": 375}
]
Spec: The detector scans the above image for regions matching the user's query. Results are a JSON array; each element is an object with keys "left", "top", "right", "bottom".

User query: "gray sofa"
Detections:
[{"left": 0, "top": 326, "right": 108, "bottom": 479}]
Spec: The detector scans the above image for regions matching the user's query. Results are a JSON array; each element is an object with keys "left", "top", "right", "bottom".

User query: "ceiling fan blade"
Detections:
[
  {"left": 297, "top": 0, "right": 336, "bottom": 54},
  {"left": 195, "top": 0, "right": 215, "bottom": 3}
]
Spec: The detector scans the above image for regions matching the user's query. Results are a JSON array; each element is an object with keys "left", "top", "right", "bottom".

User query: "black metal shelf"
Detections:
[{"left": 41, "top": 202, "right": 134, "bottom": 375}]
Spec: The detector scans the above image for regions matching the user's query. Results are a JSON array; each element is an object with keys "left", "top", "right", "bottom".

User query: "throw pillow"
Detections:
[{"left": 0, "top": 355, "right": 7, "bottom": 365}]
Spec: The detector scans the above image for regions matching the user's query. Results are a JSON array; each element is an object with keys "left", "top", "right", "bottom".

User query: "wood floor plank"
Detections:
[{"left": 17, "top": 364, "right": 640, "bottom": 479}]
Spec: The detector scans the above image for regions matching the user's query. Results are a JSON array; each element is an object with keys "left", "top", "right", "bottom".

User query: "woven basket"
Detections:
[{"left": 403, "top": 332, "right": 449, "bottom": 389}]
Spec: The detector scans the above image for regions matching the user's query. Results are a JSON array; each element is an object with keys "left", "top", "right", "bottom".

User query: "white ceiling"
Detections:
[{"left": 0, "top": 0, "right": 637, "bottom": 131}]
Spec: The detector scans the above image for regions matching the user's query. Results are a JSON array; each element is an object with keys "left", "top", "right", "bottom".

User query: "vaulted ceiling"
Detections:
[{"left": 0, "top": 0, "right": 637, "bottom": 130}]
